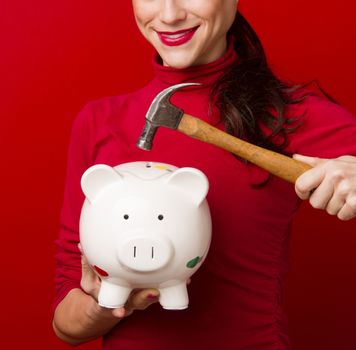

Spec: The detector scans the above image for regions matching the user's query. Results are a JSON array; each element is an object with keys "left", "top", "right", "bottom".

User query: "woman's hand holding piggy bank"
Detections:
[
  {"left": 79, "top": 162, "right": 211, "bottom": 310},
  {"left": 79, "top": 244, "right": 159, "bottom": 318}
]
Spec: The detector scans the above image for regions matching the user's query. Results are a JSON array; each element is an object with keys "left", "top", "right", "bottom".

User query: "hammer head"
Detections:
[{"left": 136, "top": 82, "right": 201, "bottom": 150}]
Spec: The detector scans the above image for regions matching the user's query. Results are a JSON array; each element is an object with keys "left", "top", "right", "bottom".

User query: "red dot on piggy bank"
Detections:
[{"left": 93, "top": 265, "right": 109, "bottom": 277}]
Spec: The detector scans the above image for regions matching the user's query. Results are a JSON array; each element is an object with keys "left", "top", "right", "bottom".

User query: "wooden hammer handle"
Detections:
[{"left": 178, "top": 113, "right": 312, "bottom": 184}]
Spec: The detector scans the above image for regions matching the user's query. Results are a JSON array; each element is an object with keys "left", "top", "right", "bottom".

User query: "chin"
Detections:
[{"left": 161, "top": 52, "right": 198, "bottom": 69}]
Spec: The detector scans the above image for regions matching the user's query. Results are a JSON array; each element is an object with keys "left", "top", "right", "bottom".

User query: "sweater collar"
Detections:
[{"left": 152, "top": 37, "right": 238, "bottom": 88}]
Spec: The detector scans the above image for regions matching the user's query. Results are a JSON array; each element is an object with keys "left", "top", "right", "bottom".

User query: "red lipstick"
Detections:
[{"left": 157, "top": 26, "right": 199, "bottom": 47}]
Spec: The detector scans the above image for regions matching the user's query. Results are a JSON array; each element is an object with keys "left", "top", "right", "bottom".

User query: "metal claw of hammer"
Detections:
[
  {"left": 136, "top": 83, "right": 312, "bottom": 184},
  {"left": 136, "top": 83, "right": 201, "bottom": 150}
]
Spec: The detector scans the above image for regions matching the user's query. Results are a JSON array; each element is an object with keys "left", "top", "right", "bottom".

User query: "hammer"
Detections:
[{"left": 136, "top": 83, "right": 312, "bottom": 184}]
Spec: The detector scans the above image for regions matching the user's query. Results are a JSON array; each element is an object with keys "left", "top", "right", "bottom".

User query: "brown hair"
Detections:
[{"left": 211, "top": 11, "right": 305, "bottom": 154}]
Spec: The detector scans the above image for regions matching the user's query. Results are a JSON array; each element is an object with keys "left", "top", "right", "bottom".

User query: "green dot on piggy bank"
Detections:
[{"left": 186, "top": 256, "right": 202, "bottom": 269}]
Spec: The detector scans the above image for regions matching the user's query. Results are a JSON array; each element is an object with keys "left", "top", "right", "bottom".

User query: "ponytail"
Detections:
[{"left": 211, "top": 11, "right": 305, "bottom": 153}]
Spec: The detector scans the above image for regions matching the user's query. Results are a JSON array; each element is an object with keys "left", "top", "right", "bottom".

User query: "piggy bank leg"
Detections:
[
  {"left": 159, "top": 282, "right": 188, "bottom": 310},
  {"left": 98, "top": 280, "right": 131, "bottom": 309}
]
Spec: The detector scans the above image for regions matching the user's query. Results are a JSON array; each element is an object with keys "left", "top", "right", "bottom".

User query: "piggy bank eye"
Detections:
[
  {"left": 123, "top": 214, "right": 129, "bottom": 220},
  {"left": 158, "top": 214, "right": 164, "bottom": 221}
]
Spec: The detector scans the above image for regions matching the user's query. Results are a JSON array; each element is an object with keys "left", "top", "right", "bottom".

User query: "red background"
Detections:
[{"left": 1, "top": 0, "right": 355, "bottom": 348}]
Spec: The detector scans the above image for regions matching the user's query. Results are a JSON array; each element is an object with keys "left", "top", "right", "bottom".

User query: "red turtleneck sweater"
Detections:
[{"left": 54, "top": 43, "right": 356, "bottom": 349}]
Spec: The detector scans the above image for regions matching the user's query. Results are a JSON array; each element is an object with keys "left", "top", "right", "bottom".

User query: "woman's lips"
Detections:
[{"left": 157, "top": 26, "right": 199, "bottom": 47}]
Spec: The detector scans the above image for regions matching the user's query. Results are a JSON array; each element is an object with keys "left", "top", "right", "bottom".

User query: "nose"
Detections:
[
  {"left": 117, "top": 235, "right": 173, "bottom": 272},
  {"left": 159, "top": 0, "right": 187, "bottom": 24}
]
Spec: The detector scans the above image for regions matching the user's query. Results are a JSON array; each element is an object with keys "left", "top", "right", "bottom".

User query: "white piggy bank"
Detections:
[{"left": 79, "top": 161, "right": 211, "bottom": 310}]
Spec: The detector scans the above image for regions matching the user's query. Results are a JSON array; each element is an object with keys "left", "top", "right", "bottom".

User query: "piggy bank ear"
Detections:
[
  {"left": 81, "top": 164, "right": 123, "bottom": 202},
  {"left": 165, "top": 168, "right": 209, "bottom": 206}
]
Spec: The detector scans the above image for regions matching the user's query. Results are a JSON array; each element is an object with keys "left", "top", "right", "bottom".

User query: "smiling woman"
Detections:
[
  {"left": 51, "top": 0, "right": 356, "bottom": 349},
  {"left": 132, "top": 0, "right": 237, "bottom": 67}
]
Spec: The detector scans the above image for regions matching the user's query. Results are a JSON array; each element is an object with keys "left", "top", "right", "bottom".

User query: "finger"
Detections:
[
  {"left": 295, "top": 166, "right": 326, "bottom": 200},
  {"left": 338, "top": 155, "right": 356, "bottom": 163},
  {"left": 337, "top": 201, "right": 356, "bottom": 221},
  {"left": 79, "top": 244, "right": 96, "bottom": 278},
  {"left": 325, "top": 176, "right": 355, "bottom": 215},
  {"left": 325, "top": 193, "right": 345, "bottom": 216},
  {"left": 293, "top": 154, "right": 327, "bottom": 167},
  {"left": 324, "top": 182, "right": 349, "bottom": 216},
  {"left": 308, "top": 177, "right": 335, "bottom": 210},
  {"left": 129, "top": 289, "right": 159, "bottom": 310},
  {"left": 125, "top": 289, "right": 159, "bottom": 314},
  {"left": 80, "top": 255, "right": 101, "bottom": 299},
  {"left": 81, "top": 254, "right": 96, "bottom": 277},
  {"left": 111, "top": 307, "right": 126, "bottom": 319}
]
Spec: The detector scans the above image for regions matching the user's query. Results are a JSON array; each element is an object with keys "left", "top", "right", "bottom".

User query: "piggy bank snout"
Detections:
[{"left": 117, "top": 235, "right": 173, "bottom": 272}]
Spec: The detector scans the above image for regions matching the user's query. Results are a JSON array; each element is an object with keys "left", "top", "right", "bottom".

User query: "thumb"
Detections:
[
  {"left": 293, "top": 154, "right": 327, "bottom": 167},
  {"left": 78, "top": 243, "right": 94, "bottom": 275},
  {"left": 79, "top": 244, "right": 101, "bottom": 299},
  {"left": 81, "top": 254, "right": 94, "bottom": 275}
]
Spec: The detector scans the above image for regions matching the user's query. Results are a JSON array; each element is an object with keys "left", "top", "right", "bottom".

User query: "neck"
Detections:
[{"left": 152, "top": 36, "right": 237, "bottom": 88}]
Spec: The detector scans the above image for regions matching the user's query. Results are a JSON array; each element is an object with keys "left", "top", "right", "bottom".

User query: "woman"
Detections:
[{"left": 52, "top": 1, "right": 356, "bottom": 349}]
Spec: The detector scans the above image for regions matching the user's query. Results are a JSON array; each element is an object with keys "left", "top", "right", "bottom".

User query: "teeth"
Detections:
[
  {"left": 163, "top": 31, "right": 189, "bottom": 39},
  {"left": 166, "top": 33, "right": 185, "bottom": 38}
]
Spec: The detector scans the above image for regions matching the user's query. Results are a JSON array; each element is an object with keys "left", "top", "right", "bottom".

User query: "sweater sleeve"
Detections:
[
  {"left": 285, "top": 94, "right": 356, "bottom": 157},
  {"left": 53, "top": 104, "right": 92, "bottom": 312}
]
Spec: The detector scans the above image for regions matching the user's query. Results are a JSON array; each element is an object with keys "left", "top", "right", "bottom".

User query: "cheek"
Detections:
[
  {"left": 195, "top": 0, "right": 236, "bottom": 15},
  {"left": 213, "top": 3, "right": 237, "bottom": 34},
  {"left": 132, "top": 2, "right": 154, "bottom": 27},
  {"left": 192, "top": 0, "right": 236, "bottom": 30},
  {"left": 132, "top": 11, "right": 153, "bottom": 40}
]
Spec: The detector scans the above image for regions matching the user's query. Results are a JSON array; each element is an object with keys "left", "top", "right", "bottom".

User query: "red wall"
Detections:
[{"left": 1, "top": 1, "right": 355, "bottom": 348}]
